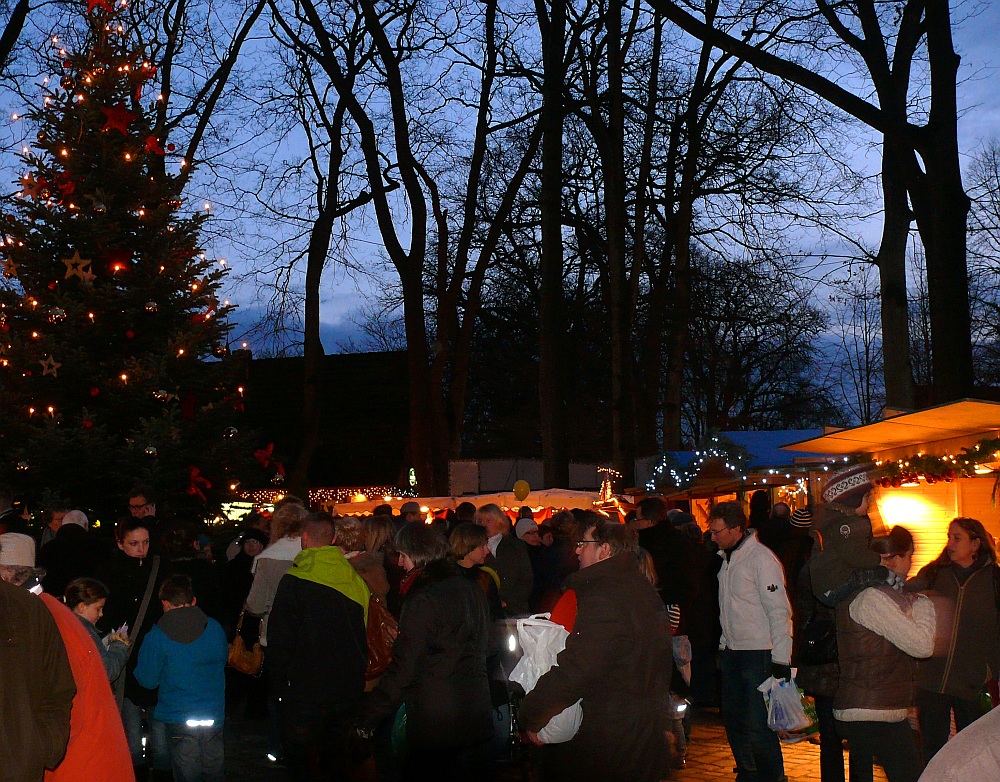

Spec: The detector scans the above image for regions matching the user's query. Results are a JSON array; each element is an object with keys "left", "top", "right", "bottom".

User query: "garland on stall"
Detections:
[
  {"left": 648, "top": 434, "right": 751, "bottom": 492},
  {"left": 873, "top": 437, "right": 1000, "bottom": 487}
]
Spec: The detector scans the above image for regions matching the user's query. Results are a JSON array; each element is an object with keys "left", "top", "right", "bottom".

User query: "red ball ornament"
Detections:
[
  {"left": 125, "top": 329, "right": 135, "bottom": 339},
  {"left": 82, "top": 419, "right": 93, "bottom": 429},
  {"left": 891, "top": 476, "right": 903, "bottom": 488},
  {"left": 48, "top": 281, "right": 58, "bottom": 290},
  {"left": 90, "top": 386, "right": 100, "bottom": 397},
  {"left": 167, "top": 143, "right": 176, "bottom": 152}
]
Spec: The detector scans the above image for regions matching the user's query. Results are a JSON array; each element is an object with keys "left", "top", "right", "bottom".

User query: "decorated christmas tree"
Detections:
[{"left": 0, "top": 1, "right": 253, "bottom": 519}]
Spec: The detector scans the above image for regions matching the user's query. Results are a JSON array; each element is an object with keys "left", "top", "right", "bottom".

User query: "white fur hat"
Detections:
[
  {"left": 62, "top": 510, "right": 89, "bottom": 530},
  {"left": 0, "top": 532, "right": 36, "bottom": 567}
]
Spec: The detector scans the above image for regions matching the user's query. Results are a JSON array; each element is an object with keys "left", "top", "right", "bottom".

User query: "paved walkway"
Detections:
[
  {"left": 676, "top": 708, "right": 887, "bottom": 782},
  {"left": 223, "top": 706, "right": 888, "bottom": 781}
]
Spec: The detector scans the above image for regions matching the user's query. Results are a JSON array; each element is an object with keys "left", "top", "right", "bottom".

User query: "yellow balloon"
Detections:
[{"left": 513, "top": 480, "right": 530, "bottom": 502}]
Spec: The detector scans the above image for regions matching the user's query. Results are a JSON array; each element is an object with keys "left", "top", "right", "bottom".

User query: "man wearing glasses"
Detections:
[
  {"left": 128, "top": 486, "right": 157, "bottom": 519},
  {"left": 709, "top": 501, "right": 792, "bottom": 782},
  {"left": 518, "top": 516, "right": 672, "bottom": 780}
]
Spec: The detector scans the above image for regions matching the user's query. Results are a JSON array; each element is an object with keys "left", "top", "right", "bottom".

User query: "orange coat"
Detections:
[{"left": 39, "top": 594, "right": 134, "bottom": 782}]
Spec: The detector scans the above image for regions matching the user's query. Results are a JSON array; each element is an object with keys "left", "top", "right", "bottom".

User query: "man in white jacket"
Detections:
[{"left": 709, "top": 501, "right": 792, "bottom": 782}]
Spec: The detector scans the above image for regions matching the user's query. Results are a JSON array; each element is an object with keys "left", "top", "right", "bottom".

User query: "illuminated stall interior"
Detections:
[{"left": 783, "top": 399, "right": 1000, "bottom": 574}]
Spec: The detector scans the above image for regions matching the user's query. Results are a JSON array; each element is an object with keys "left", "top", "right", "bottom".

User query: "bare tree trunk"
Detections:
[
  {"left": 603, "top": 0, "right": 636, "bottom": 485},
  {"left": 536, "top": 0, "right": 569, "bottom": 488},
  {"left": 877, "top": 151, "right": 915, "bottom": 409},
  {"left": 0, "top": 0, "right": 29, "bottom": 73}
]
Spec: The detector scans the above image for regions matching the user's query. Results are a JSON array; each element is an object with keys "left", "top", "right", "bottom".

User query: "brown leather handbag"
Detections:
[
  {"left": 365, "top": 594, "right": 397, "bottom": 680},
  {"left": 228, "top": 610, "right": 264, "bottom": 677}
]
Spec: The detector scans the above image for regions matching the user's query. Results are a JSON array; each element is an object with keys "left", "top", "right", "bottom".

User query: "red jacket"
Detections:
[{"left": 39, "top": 594, "right": 134, "bottom": 782}]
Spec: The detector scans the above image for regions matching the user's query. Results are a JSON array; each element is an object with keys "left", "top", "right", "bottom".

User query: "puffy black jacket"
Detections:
[{"left": 359, "top": 559, "right": 493, "bottom": 750}]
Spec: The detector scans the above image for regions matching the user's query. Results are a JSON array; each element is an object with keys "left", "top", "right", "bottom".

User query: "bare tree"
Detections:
[
  {"left": 826, "top": 264, "right": 884, "bottom": 424},
  {"left": 269, "top": 0, "right": 540, "bottom": 493},
  {"left": 647, "top": 0, "right": 970, "bottom": 406}
]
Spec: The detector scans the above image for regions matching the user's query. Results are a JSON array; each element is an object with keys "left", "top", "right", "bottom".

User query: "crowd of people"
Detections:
[{"left": 2, "top": 465, "right": 1000, "bottom": 782}]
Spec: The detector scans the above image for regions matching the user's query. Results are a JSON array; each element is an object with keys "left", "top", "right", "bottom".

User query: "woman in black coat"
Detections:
[{"left": 359, "top": 523, "right": 494, "bottom": 781}]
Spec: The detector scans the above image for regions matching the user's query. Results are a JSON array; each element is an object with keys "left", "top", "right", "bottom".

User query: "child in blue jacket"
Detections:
[{"left": 135, "top": 573, "right": 228, "bottom": 782}]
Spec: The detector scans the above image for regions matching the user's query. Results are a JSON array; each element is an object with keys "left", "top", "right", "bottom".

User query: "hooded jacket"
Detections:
[
  {"left": 133, "top": 605, "right": 228, "bottom": 724},
  {"left": 266, "top": 546, "right": 370, "bottom": 708}
]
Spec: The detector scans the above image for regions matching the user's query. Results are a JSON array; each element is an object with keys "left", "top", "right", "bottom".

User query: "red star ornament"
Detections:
[
  {"left": 145, "top": 135, "right": 165, "bottom": 155},
  {"left": 100, "top": 103, "right": 138, "bottom": 135},
  {"left": 87, "top": 0, "right": 115, "bottom": 12}
]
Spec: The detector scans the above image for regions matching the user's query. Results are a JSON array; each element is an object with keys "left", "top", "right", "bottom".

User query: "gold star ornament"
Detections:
[
  {"left": 62, "top": 250, "right": 92, "bottom": 280},
  {"left": 2, "top": 257, "right": 19, "bottom": 279},
  {"left": 40, "top": 354, "right": 61, "bottom": 377}
]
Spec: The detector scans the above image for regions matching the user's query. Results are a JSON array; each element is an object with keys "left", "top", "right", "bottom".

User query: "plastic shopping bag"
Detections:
[
  {"left": 760, "top": 676, "right": 812, "bottom": 733},
  {"left": 508, "top": 614, "right": 583, "bottom": 744}
]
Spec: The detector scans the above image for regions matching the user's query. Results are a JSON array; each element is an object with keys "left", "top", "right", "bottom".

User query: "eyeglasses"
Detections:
[
  {"left": 576, "top": 540, "right": 600, "bottom": 549},
  {"left": 707, "top": 526, "right": 729, "bottom": 537},
  {"left": 129, "top": 501, "right": 149, "bottom": 511}
]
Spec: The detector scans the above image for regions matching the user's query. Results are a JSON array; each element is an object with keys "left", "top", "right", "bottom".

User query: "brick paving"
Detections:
[
  {"left": 223, "top": 705, "right": 889, "bottom": 781},
  {"left": 675, "top": 708, "right": 888, "bottom": 782}
]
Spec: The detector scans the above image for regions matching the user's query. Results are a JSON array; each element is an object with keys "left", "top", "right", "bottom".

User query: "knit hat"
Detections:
[
  {"left": 790, "top": 508, "right": 813, "bottom": 528},
  {"left": 62, "top": 510, "right": 88, "bottom": 530},
  {"left": 399, "top": 501, "right": 421, "bottom": 516},
  {"left": 515, "top": 518, "right": 538, "bottom": 540},
  {"left": 821, "top": 463, "right": 874, "bottom": 509},
  {"left": 0, "top": 532, "right": 36, "bottom": 567}
]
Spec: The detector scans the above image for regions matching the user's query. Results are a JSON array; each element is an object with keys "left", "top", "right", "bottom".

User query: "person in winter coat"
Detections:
[
  {"left": 133, "top": 574, "right": 229, "bottom": 782},
  {"left": 334, "top": 514, "right": 390, "bottom": 602},
  {"left": 905, "top": 516, "right": 1000, "bottom": 764},
  {"left": 477, "top": 503, "right": 534, "bottom": 617},
  {"left": 39, "top": 591, "right": 135, "bottom": 782},
  {"left": 37, "top": 511, "right": 110, "bottom": 598},
  {"left": 794, "top": 560, "right": 844, "bottom": 782},
  {"left": 64, "top": 577, "right": 130, "bottom": 681},
  {"left": 244, "top": 503, "right": 309, "bottom": 648},
  {"left": 266, "top": 514, "right": 371, "bottom": 781},
  {"left": 519, "top": 518, "right": 673, "bottom": 782},
  {"left": 835, "top": 526, "right": 937, "bottom": 782},
  {"left": 96, "top": 518, "right": 170, "bottom": 779},
  {"left": 358, "top": 523, "right": 495, "bottom": 781},
  {"left": 0, "top": 544, "right": 76, "bottom": 782},
  {"left": 709, "top": 501, "right": 793, "bottom": 782}
]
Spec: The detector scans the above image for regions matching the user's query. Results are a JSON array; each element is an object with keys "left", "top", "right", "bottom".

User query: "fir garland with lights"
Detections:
[
  {"left": 647, "top": 434, "right": 751, "bottom": 492},
  {"left": 0, "top": 3, "right": 252, "bottom": 517}
]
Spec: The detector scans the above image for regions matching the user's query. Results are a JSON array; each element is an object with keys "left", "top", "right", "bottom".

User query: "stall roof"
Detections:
[
  {"left": 781, "top": 399, "right": 1000, "bottom": 455},
  {"left": 332, "top": 488, "right": 601, "bottom": 515}
]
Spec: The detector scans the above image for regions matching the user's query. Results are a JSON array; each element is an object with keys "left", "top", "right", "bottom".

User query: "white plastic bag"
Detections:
[
  {"left": 760, "top": 676, "right": 811, "bottom": 733},
  {"left": 508, "top": 614, "right": 583, "bottom": 744}
]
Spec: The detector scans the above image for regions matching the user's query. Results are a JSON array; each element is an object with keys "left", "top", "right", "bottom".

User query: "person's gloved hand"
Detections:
[
  {"left": 771, "top": 662, "right": 792, "bottom": 682},
  {"left": 885, "top": 570, "right": 905, "bottom": 590}
]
